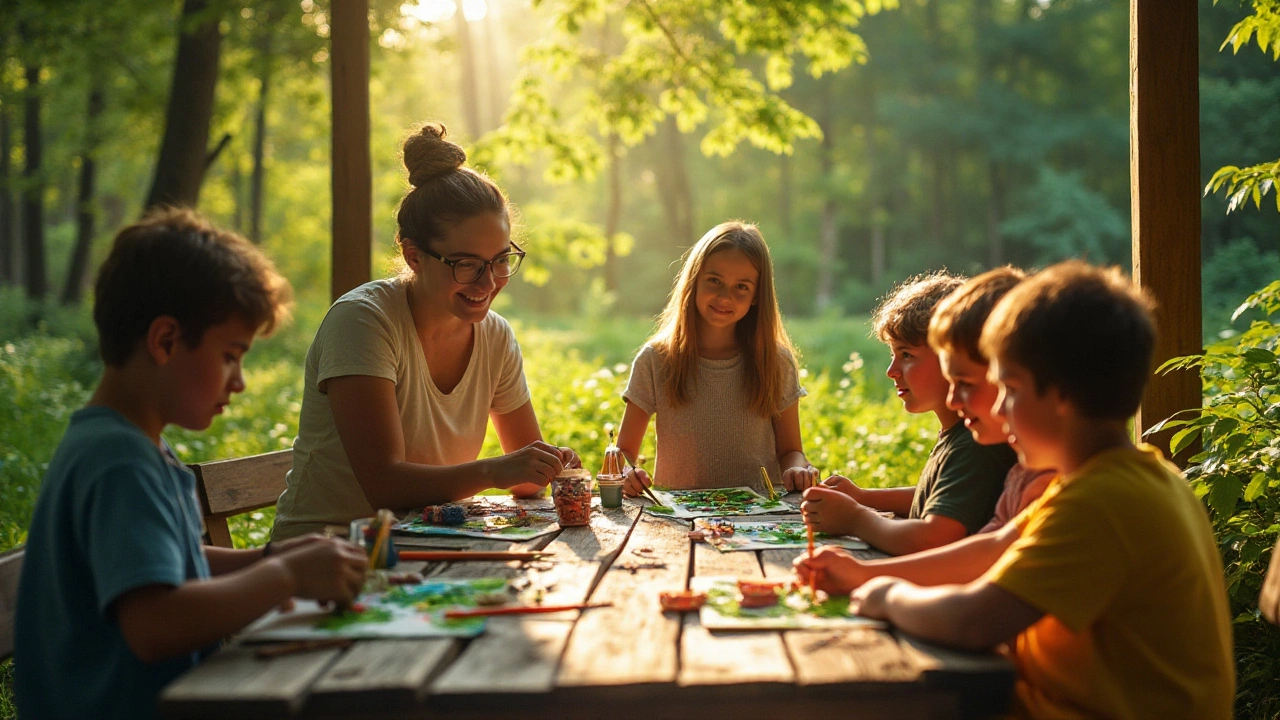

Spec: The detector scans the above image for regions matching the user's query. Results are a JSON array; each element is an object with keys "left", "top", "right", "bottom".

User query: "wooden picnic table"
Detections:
[{"left": 160, "top": 496, "right": 1014, "bottom": 719}]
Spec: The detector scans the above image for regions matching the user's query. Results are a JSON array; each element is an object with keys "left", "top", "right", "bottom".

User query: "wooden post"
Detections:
[
  {"left": 1130, "top": 0, "right": 1202, "bottom": 461},
  {"left": 330, "top": 0, "right": 372, "bottom": 302}
]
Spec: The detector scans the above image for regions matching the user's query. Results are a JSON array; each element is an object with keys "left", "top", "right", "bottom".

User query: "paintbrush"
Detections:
[
  {"left": 618, "top": 446, "right": 663, "bottom": 506},
  {"left": 443, "top": 602, "right": 612, "bottom": 620},
  {"left": 806, "top": 522, "right": 818, "bottom": 601},
  {"left": 759, "top": 466, "right": 778, "bottom": 501},
  {"left": 398, "top": 550, "right": 550, "bottom": 562}
]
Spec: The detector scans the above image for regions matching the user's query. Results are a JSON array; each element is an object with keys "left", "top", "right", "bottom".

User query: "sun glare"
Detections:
[{"left": 402, "top": 0, "right": 487, "bottom": 25}]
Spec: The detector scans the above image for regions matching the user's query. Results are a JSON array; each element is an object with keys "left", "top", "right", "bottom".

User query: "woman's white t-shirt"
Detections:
[{"left": 272, "top": 278, "right": 530, "bottom": 538}]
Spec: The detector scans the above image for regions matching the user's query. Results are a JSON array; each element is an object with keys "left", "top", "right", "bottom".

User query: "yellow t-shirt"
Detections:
[{"left": 986, "top": 444, "right": 1234, "bottom": 720}]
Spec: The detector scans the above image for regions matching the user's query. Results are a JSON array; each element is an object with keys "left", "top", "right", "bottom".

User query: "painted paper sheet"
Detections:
[
  {"left": 692, "top": 576, "right": 885, "bottom": 631},
  {"left": 394, "top": 498, "right": 560, "bottom": 541},
  {"left": 242, "top": 577, "right": 512, "bottom": 640},
  {"left": 645, "top": 486, "right": 789, "bottom": 518},
  {"left": 694, "top": 518, "right": 868, "bottom": 552}
]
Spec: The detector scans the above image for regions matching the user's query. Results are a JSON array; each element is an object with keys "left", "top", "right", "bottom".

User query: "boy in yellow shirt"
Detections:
[{"left": 798, "top": 261, "right": 1234, "bottom": 719}]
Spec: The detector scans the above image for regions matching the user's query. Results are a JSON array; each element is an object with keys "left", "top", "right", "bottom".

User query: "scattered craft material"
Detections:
[
  {"left": 645, "top": 487, "right": 787, "bottom": 518},
  {"left": 242, "top": 577, "right": 512, "bottom": 641},
  {"left": 659, "top": 590, "right": 708, "bottom": 612},
  {"left": 691, "top": 576, "right": 886, "bottom": 631},
  {"left": 614, "top": 560, "right": 667, "bottom": 574},
  {"left": 737, "top": 579, "right": 787, "bottom": 608},
  {"left": 421, "top": 504, "right": 467, "bottom": 525},
  {"left": 395, "top": 498, "right": 560, "bottom": 541},
  {"left": 692, "top": 518, "right": 868, "bottom": 553}
]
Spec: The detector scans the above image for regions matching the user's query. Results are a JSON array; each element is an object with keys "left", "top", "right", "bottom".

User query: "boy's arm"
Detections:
[
  {"left": 848, "top": 510, "right": 969, "bottom": 556},
  {"left": 796, "top": 521, "right": 1019, "bottom": 594},
  {"left": 115, "top": 540, "right": 367, "bottom": 663},
  {"left": 853, "top": 577, "right": 1044, "bottom": 652},
  {"left": 204, "top": 546, "right": 264, "bottom": 575},
  {"left": 855, "top": 486, "right": 917, "bottom": 516}
]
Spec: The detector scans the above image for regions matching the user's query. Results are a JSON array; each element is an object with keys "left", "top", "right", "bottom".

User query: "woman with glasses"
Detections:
[{"left": 272, "top": 122, "right": 580, "bottom": 540}]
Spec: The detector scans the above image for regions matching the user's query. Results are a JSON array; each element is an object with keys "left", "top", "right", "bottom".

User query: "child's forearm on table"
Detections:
[{"left": 857, "top": 486, "right": 916, "bottom": 516}]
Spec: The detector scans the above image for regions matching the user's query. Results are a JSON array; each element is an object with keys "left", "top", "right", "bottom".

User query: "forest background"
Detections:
[{"left": 1, "top": 0, "right": 1279, "bottom": 717}]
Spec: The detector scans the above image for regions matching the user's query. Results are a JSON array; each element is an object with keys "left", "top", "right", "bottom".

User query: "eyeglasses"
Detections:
[{"left": 418, "top": 244, "right": 526, "bottom": 284}]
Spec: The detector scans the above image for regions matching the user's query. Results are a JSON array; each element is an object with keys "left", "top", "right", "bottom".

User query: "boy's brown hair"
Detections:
[
  {"left": 93, "top": 207, "right": 292, "bottom": 366},
  {"left": 980, "top": 260, "right": 1156, "bottom": 420},
  {"left": 927, "top": 267, "right": 1027, "bottom": 362},
  {"left": 872, "top": 270, "right": 967, "bottom": 346}
]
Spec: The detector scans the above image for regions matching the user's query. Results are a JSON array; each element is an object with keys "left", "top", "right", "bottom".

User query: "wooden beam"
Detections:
[
  {"left": 330, "top": 0, "right": 372, "bottom": 302},
  {"left": 1130, "top": 0, "right": 1202, "bottom": 460}
]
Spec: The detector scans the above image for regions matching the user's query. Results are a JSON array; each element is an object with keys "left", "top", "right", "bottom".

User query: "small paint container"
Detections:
[
  {"left": 552, "top": 469, "right": 593, "bottom": 527},
  {"left": 596, "top": 473, "right": 624, "bottom": 509}
]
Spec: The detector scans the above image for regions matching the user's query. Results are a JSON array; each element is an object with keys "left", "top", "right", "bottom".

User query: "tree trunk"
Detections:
[
  {"left": 815, "top": 79, "right": 838, "bottom": 311},
  {"left": 144, "top": 0, "right": 224, "bottom": 211},
  {"left": 482, "top": 6, "right": 504, "bottom": 131},
  {"left": 454, "top": 6, "right": 482, "bottom": 138},
  {"left": 250, "top": 17, "right": 275, "bottom": 243},
  {"left": 22, "top": 62, "right": 45, "bottom": 300},
  {"left": 653, "top": 117, "right": 693, "bottom": 251},
  {"left": 0, "top": 96, "right": 13, "bottom": 285},
  {"left": 603, "top": 134, "right": 621, "bottom": 293},
  {"left": 778, "top": 151, "right": 793, "bottom": 240},
  {"left": 987, "top": 161, "right": 1005, "bottom": 267},
  {"left": 62, "top": 79, "right": 105, "bottom": 305}
]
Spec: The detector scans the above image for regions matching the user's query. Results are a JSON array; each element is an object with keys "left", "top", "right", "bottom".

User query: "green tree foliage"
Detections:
[
  {"left": 1205, "top": 0, "right": 1280, "bottom": 214},
  {"left": 1149, "top": 282, "right": 1280, "bottom": 719}
]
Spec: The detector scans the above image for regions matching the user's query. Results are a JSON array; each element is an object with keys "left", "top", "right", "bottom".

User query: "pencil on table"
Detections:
[{"left": 806, "top": 522, "right": 817, "bottom": 601}]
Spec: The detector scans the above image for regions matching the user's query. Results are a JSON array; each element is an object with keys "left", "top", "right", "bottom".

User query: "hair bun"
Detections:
[{"left": 403, "top": 122, "right": 467, "bottom": 187}]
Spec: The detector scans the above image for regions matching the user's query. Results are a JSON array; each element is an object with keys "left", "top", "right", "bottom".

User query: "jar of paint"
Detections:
[
  {"left": 552, "top": 469, "right": 592, "bottom": 527},
  {"left": 596, "top": 473, "right": 624, "bottom": 508}
]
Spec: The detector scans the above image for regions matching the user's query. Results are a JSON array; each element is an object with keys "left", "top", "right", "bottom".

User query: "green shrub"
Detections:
[{"left": 1149, "top": 279, "right": 1280, "bottom": 719}]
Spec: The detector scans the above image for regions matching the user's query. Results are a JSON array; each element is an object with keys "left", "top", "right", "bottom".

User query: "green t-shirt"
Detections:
[{"left": 909, "top": 421, "right": 1016, "bottom": 534}]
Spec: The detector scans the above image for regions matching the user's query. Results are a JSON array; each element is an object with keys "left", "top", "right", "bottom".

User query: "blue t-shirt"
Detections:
[{"left": 14, "top": 407, "right": 213, "bottom": 720}]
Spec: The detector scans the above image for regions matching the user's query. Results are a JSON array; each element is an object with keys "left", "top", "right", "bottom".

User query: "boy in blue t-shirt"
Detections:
[{"left": 14, "top": 209, "right": 368, "bottom": 720}]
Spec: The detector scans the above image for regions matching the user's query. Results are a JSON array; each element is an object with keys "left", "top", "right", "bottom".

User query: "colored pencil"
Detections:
[
  {"left": 397, "top": 550, "right": 550, "bottom": 562},
  {"left": 443, "top": 602, "right": 612, "bottom": 619},
  {"left": 759, "top": 466, "right": 778, "bottom": 501},
  {"left": 806, "top": 522, "right": 817, "bottom": 601},
  {"left": 254, "top": 637, "right": 353, "bottom": 658}
]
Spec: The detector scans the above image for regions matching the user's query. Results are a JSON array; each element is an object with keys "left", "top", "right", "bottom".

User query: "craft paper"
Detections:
[
  {"left": 645, "top": 486, "right": 790, "bottom": 518},
  {"left": 242, "top": 577, "right": 512, "bottom": 640},
  {"left": 694, "top": 518, "right": 869, "bottom": 552},
  {"left": 394, "top": 498, "right": 560, "bottom": 541},
  {"left": 692, "top": 576, "right": 885, "bottom": 631}
]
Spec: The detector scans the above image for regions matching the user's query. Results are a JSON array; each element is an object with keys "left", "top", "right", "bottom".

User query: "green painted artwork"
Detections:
[
  {"left": 692, "top": 576, "right": 885, "bottom": 630},
  {"left": 242, "top": 577, "right": 511, "bottom": 640},
  {"left": 394, "top": 497, "right": 560, "bottom": 541},
  {"left": 646, "top": 486, "right": 789, "bottom": 518},
  {"left": 693, "top": 518, "right": 868, "bottom": 552}
]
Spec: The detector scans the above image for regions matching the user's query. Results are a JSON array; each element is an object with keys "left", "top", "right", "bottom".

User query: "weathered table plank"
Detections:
[
  {"left": 430, "top": 503, "right": 642, "bottom": 700},
  {"left": 160, "top": 644, "right": 343, "bottom": 719},
  {"left": 678, "top": 541, "right": 793, "bottom": 690},
  {"left": 305, "top": 639, "right": 457, "bottom": 714},
  {"left": 557, "top": 511, "right": 690, "bottom": 692}
]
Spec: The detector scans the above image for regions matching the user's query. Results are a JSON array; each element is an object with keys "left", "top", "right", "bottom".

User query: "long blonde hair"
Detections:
[{"left": 648, "top": 221, "right": 798, "bottom": 417}]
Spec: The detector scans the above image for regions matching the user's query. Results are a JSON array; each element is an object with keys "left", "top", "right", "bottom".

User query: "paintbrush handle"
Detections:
[
  {"left": 443, "top": 602, "right": 612, "bottom": 619},
  {"left": 398, "top": 551, "right": 548, "bottom": 562}
]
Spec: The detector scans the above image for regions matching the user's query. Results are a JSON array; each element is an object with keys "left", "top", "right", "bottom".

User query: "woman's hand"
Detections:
[
  {"left": 557, "top": 446, "right": 582, "bottom": 469},
  {"left": 622, "top": 466, "right": 652, "bottom": 497},
  {"left": 488, "top": 440, "right": 565, "bottom": 490}
]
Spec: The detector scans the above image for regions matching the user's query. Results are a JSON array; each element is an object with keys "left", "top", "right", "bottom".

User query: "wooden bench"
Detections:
[
  {"left": 190, "top": 449, "right": 292, "bottom": 548},
  {"left": 1, "top": 546, "right": 23, "bottom": 661}
]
